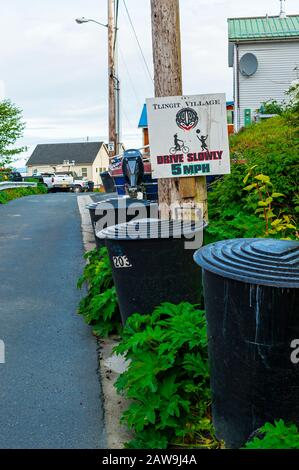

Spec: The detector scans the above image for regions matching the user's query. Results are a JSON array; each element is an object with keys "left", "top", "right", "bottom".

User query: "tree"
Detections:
[{"left": 0, "top": 99, "right": 27, "bottom": 167}]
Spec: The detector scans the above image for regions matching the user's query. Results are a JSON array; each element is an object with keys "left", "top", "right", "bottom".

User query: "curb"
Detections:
[{"left": 77, "top": 194, "right": 132, "bottom": 449}]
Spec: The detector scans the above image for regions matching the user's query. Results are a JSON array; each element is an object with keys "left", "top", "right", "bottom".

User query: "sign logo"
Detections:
[{"left": 176, "top": 108, "right": 198, "bottom": 131}]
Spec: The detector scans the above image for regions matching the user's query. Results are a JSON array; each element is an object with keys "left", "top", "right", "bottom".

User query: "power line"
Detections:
[
  {"left": 113, "top": 0, "right": 119, "bottom": 55},
  {"left": 119, "top": 46, "right": 142, "bottom": 109},
  {"left": 122, "top": 0, "right": 154, "bottom": 85},
  {"left": 121, "top": 104, "right": 134, "bottom": 129}
]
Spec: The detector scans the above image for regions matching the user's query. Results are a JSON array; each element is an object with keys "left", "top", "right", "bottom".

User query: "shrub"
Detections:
[
  {"left": 207, "top": 115, "right": 298, "bottom": 243},
  {"left": 260, "top": 99, "right": 284, "bottom": 115},
  {"left": 77, "top": 247, "right": 121, "bottom": 337},
  {"left": 114, "top": 303, "right": 219, "bottom": 449},
  {"left": 244, "top": 419, "right": 299, "bottom": 449},
  {"left": 0, "top": 185, "right": 47, "bottom": 204}
]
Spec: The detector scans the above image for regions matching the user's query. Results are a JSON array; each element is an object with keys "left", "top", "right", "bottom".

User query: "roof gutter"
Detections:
[{"left": 229, "top": 36, "right": 299, "bottom": 43}]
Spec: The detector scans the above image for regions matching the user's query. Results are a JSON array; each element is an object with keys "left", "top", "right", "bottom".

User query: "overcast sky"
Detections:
[{"left": 1, "top": 0, "right": 297, "bottom": 167}]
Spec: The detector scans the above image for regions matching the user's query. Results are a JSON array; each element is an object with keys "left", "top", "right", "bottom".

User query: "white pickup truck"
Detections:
[{"left": 41, "top": 172, "right": 89, "bottom": 192}]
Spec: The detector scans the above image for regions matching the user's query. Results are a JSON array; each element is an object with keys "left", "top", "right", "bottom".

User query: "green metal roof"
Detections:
[{"left": 228, "top": 15, "right": 299, "bottom": 41}]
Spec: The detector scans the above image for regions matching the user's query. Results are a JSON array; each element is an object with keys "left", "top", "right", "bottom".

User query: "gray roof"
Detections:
[{"left": 26, "top": 142, "right": 105, "bottom": 166}]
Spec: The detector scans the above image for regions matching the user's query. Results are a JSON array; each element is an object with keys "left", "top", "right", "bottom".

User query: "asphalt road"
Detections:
[{"left": 0, "top": 193, "right": 106, "bottom": 448}]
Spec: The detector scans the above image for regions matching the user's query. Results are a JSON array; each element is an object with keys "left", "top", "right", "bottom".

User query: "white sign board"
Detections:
[
  {"left": 146, "top": 93, "right": 231, "bottom": 179},
  {"left": 108, "top": 142, "right": 115, "bottom": 152}
]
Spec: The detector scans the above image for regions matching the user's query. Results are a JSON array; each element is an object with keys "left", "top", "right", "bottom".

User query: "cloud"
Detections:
[{"left": 2, "top": 0, "right": 297, "bottom": 169}]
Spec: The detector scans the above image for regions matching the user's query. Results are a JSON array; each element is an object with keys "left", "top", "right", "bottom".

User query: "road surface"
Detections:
[{"left": 0, "top": 192, "right": 106, "bottom": 448}]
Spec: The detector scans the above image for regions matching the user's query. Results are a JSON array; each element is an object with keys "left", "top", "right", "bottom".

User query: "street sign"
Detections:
[
  {"left": 108, "top": 142, "right": 115, "bottom": 152},
  {"left": 146, "top": 93, "right": 231, "bottom": 179}
]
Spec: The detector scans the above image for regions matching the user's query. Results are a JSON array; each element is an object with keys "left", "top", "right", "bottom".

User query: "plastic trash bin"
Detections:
[
  {"left": 86, "top": 198, "right": 116, "bottom": 236},
  {"left": 194, "top": 238, "right": 299, "bottom": 448},
  {"left": 98, "top": 218, "right": 206, "bottom": 324},
  {"left": 100, "top": 171, "right": 115, "bottom": 193},
  {"left": 87, "top": 181, "right": 94, "bottom": 192},
  {"left": 88, "top": 198, "right": 158, "bottom": 249}
]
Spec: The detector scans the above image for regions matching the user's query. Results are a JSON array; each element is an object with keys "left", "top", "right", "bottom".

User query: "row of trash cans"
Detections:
[
  {"left": 87, "top": 197, "right": 204, "bottom": 322},
  {"left": 87, "top": 195, "right": 299, "bottom": 448}
]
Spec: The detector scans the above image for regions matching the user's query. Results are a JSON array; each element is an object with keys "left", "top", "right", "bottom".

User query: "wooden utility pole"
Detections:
[
  {"left": 150, "top": 0, "right": 208, "bottom": 221},
  {"left": 108, "top": 0, "right": 117, "bottom": 157}
]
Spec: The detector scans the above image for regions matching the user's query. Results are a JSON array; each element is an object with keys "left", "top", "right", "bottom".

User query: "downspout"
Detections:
[{"left": 236, "top": 43, "right": 241, "bottom": 131}]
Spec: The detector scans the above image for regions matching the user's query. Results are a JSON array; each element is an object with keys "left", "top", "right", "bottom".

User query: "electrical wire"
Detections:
[
  {"left": 119, "top": 45, "right": 142, "bottom": 109},
  {"left": 121, "top": 105, "right": 134, "bottom": 129},
  {"left": 113, "top": 0, "right": 119, "bottom": 55},
  {"left": 122, "top": 0, "right": 154, "bottom": 85}
]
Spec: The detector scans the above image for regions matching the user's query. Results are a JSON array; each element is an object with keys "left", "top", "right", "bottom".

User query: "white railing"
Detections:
[{"left": 0, "top": 181, "right": 37, "bottom": 191}]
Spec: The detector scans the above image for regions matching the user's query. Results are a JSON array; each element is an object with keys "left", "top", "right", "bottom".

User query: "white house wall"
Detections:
[
  {"left": 92, "top": 147, "right": 110, "bottom": 187},
  {"left": 235, "top": 41, "right": 299, "bottom": 130}
]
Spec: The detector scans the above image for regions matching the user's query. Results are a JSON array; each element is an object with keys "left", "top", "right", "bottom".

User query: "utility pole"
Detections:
[
  {"left": 150, "top": 0, "right": 208, "bottom": 221},
  {"left": 108, "top": 0, "right": 117, "bottom": 157}
]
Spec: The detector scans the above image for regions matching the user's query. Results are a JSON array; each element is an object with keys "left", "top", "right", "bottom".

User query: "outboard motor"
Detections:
[{"left": 122, "top": 149, "right": 145, "bottom": 198}]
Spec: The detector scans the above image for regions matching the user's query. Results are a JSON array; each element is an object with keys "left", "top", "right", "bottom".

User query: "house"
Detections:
[
  {"left": 138, "top": 104, "right": 149, "bottom": 148},
  {"left": 228, "top": 12, "right": 299, "bottom": 131},
  {"left": 26, "top": 142, "right": 109, "bottom": 186}
]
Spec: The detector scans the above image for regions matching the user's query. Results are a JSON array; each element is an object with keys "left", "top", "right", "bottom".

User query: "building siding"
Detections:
[
  {"left": 234, "top": 40, "right": 299, "bottom": 129},
  {"left": 91, "top": 147, "right": 110, "bottom": 186}
]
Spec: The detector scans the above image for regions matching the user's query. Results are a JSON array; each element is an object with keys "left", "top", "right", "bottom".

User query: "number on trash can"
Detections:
[{"left": 113, "top": 255, "right": 132, "bottom": 268}]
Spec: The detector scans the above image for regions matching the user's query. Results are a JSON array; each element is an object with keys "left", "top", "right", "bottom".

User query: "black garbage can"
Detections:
[
  {"left": 100, "top": 171, "right": 115, "bottom": 193},
  {"left": 194, "top": 238, "right": 299, "bottom": 448},
  {"left": 89, "top": 198, "right": 158, "bottom": 249},
  {"left": 87, "top": 181, "right": 94, "bottom": 192},
  {"left": 86, "top": 199, "right": 115, "bottom": 235},
  {"left": 98, "top": 218, "right": 205, "bottom": 324}
]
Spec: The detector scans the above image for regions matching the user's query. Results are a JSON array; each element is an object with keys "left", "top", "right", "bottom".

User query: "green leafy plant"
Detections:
[
  {"left": 243, "top": 166, "right": 298, "bottom": 239},
  {"left": 244, "top": 419, "right": 299, "bottom": 449},
  {"left": 77, "top": 247, "right": 121, "bottom": 337},
  {"left": 0, "top": 185, "right": 47, "bottom": 204},
  {"left": 114, "top": 302, "right": 220, "bottom": 449},
  {"left": 260, "top": 99, "right": 284, "bottom": 115},
  {"left": 285, "top": 80, "right": 299, "bottom": 124},
  {"left": 206, "top": 113, "right": 298, "bottom": 243}
]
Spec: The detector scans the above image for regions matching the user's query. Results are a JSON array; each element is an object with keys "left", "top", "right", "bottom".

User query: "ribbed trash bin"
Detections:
[
  {"left": 193, "top": 238, "right": 299, "bottom": 448},
  {"left": 98, "top": 218, "right": 205, "bottom": 324},
  {"left": 88, "top": 198, "right": 158, "bottom": 249},
  {"left": 100, "top": 171, "right": 115, "bottom": 193}
]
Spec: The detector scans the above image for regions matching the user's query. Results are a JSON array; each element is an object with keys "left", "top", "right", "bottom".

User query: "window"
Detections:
[
  {"left": 81, "top": 168, "right": 88, "bottom": 178},
  {"left": 227, "top": 110, "right": 234, "bottom": 125}
]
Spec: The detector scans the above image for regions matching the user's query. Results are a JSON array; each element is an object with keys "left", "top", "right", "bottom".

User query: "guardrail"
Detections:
[{"left": 0, "top": 181, "right": 37, "bottom": 191}]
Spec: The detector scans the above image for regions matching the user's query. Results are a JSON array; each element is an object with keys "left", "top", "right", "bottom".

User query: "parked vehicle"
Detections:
[
  {"left": 0, "top": 170, "right": 22, "bottom": 182},
  {"left": 72, "top": 176, "right": 89, "bottom": 193},
  {"left": 52, "top": 172, "right": 74, "bottom": 191},
  {"left": 36, "top": 172, "right": 89, "bottom": 192}
]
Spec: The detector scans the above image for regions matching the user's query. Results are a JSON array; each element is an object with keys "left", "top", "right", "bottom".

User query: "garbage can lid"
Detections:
[
  {"left": 94, "top": 199, "right": 156, "bottom": 211},
  {"left": 86, "top": 196, "right": 129, "bottom": 210},
  {"left": 98, "top": 218, "right": 206, "bottom": 240},
  {"left": 194, "top": 238, "right": 299, "bottom": 288}
]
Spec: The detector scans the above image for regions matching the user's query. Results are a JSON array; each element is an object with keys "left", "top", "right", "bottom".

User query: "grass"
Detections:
[{"left": 0, "top": 185, "right": 47, "bottom": 204}]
